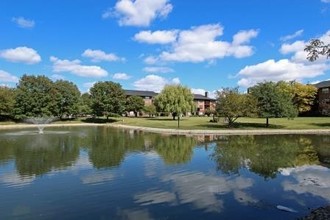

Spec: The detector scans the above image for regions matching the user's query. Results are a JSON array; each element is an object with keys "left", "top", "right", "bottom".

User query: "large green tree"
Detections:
[
  {"left": 154, "top": 84, "right": 194, "bottom": 128},
  {"left": 125, "top": 95, "right": 145, "bottom": 117},
  {"left": 305, "top": 38, "right": 330, "bottom": 61},
  {"left": 216, "top": 88, "right": 257, "bottom": 127},
  {"left": 90, "top": 81, "right": 126, "bottom": 119},
  {"left": 249, "top": 81, "right": 298, "bottom": 127},
  {"left": 79, "top": 93, "right": 93, "bottom": 115},
  {"left": 0, "top": 86, "right": 16, "bottom": 117},
  {"left": 14, "top": 75, "right": 57, "bottom": 119},
  {"left": 53, "top": 80, "right": 81, "bottom": 119},
  {"left": 277, "top": 81, "right": 317, "bottom": 114}
]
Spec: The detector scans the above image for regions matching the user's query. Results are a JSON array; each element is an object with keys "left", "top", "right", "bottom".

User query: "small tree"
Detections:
[
  {"left": 126, "top": 95, "right": 145, "bottom": 117},
  {"left": 154, "top": 85, "right": 194, "bottom": 128},
  {"left": 216, "top": 88, "right": 257, "bottom": 127},
  {"left": 249, "top": 81, "right": 298, "bottom": 127},
  {"left": 144, "top": 104, "right": 157, "bottom": 117},
  {"left": 90, "top": 81, "right": 126, "bottom": 119}
]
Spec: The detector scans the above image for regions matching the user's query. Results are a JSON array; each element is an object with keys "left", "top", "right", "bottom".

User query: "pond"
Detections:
[{"left": 0, "top": 126, "right": 329, "bottom": 219}]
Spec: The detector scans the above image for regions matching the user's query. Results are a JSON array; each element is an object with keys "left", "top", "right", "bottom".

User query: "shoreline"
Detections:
[{"left": 1, "top": 123, "right": 330, "bottom": 136}]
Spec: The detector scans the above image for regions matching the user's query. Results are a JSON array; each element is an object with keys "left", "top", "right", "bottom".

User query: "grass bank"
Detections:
[{"left": 111, "top": 116, "right": 330, "bottom": 130}]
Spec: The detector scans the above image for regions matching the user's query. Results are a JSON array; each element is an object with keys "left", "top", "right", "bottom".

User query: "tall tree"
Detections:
[
  {"left": 0, "top": 86, "right": 16, "bottom": 117},
  {"left": 154, "top": 85, "right": 194, "bottom": 128},
  {"left": 216, "top": 88, "right": 257, "bottom": 127},
  {"left": 125, "top": 95, "right": 145, "bottom": 117},
  {"left": 90, "top": 81, "right": 126, "bottom": 119},
  {"left": 249, "top": 81, "right": 298, "bottom": 127},
  {"left": 79, "top": 93, "right": 93, "bottom": 116},
  {"left": 14, "top": 75, "right": 57, "bottom": 119},
  {"left": 305, "top": 39, "right": 330, "bottom": 61},
  {"left": 277, "top": 81, "right": 317, "bottom": 114},
  {"left": 53, "top": 80, "right": 81, "bottom": 119}
]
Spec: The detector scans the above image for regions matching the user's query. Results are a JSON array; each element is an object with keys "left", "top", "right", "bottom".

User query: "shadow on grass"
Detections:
[
  {"left": 200, "top": 122, "right": 285, "bottom": 129},
  {"left": 146, "top": 117, "right": 185, "bottom": 121},
  {"left": 81, "top": 118, "right": 118, "bottom": 124},
  {"left": 309, "top": 123, "right": 330, "bottom": 127}
]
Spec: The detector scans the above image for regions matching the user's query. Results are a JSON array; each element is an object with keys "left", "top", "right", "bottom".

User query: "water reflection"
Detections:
[{"left": 0, "top": 127, "right": 330, "bottom": 219}]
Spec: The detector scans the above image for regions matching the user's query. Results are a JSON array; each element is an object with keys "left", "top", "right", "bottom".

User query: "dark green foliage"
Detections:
[
  {"left": 53, "top": 80, "right": 81, "bottom": 119},
  {"left": 14, "top": 75, "right": 57, "bottom": 119},
  {"left": 90, "top": 81, "right": 126, "bottom": 119},
  {"left": 0, "top": 86, "right": 16, "bottom": 116},
  {"left": 125, "top": 95, "right": 145, "bottom": 117},
  {"left": 249, "top": 81, "right": 298, "bottom": 127}
]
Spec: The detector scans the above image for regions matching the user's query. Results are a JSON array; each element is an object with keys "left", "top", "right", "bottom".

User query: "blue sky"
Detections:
[{"left": 0, "top": 0, "right": 330, "bottom": 97}]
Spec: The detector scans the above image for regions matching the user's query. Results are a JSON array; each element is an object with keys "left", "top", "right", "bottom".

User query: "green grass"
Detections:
[{"left": 111, "top": 116, "right": 330, "bottom": 130}]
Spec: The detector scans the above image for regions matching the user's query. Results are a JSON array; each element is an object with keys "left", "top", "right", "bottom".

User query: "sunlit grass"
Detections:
[{"left": 111, "top": 116, "right": 330, "bottom": 130}]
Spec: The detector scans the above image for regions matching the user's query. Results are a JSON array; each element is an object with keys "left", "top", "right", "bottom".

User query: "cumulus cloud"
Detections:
[
  {"left": 237, "top": 59, "right": 328, "bottom": 87},
  {"left": 143, "top": 66, "right": 174, "bottom": 73},
  {"left": 280, "top": 29, "right": 304, "bottom": 41},
  {"left": 191, "top": 88, "right": 218, "bottom": 99},
  {"left": 0, "top": 47, "right": 41, "bottom": 64},
  {"left": 82, "top": 49, "right": 125, "bottom": 62},
  {"left": 144, "top": 56, "right": 159, "bottom": 65},
  {"left": 50, "top": 56, "right": 108, "bottom": 77},
  {"left": 0, "top": 70, "right": 19, "bottom": 83},
  {"left": 134, "top": 30, "right": 178, "bottom": 44},
  {"left": 133, "top": 74, "right": 180, "bottom": 92},
  {"left": 12, "top": 17, "right": 35, "bottom": 29},
  {"left": 321, "top": 0, "right": 330, "bottom": 3},
  {"left": 237, "top": 30, "right": 330, "bottom": 88},
  {"left": 140, "top": 24, "right": 258, "bottom": 63},
  {"left": 105, "top": 0, "right": 173, "bottom": 27},
  {"left": 113, "top": 72, "right": 131, "bottom": 80}
]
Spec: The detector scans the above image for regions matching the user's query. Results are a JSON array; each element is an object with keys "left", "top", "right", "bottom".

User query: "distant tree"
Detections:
[
  {"left": 144, "top": 104, "right": 157, "bottom": 117},
  {"left": 79, "top": 93, "right": 93, "bottom": 115},
  {"left": 305, "top": 38, "right": 330, "bottom": 61},
  {"left": 14, "top": 75, "right": 57, "bottom": 119},
  {"left": 216, "top": 88, "right": 257, "bottom": 127},
  {"left": 53, "top": 80, "right": 81, "bottom": 119},
  {"left": 0, "top": 86, "right": 16, "bottom": 117},
  {"left": 90, "top": 81, "right": 126, "bottom": 119},
  {"left": 154, "top": 85, "right": 194, "bottom": 128},
  {"left": 277, "top": 81, "right": 317, "bottom": 114},
  {"left": 125, "top": 95, "right": 145, "bottom": 117},
  {"left": 249, "top": 81, "right": 298, "bottom": 127}
]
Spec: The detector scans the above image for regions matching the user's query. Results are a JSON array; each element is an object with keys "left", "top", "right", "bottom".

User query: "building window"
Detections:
[{"left": 322, "top": 88, "right": 329, "bottom": 94}]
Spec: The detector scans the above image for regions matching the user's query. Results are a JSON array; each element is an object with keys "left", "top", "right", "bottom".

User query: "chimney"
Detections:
[{"left": 205, "top": 91, "right": 208, "bottom": 97}]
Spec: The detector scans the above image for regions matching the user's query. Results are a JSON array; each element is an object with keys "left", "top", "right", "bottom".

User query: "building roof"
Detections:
[
  {"left": 193, "top": 94, "right": 216, "bottom": 101},
  {"left": 124, "top": 90, "right": 158, "bottom": 97},
  {"left": 313, "top": 80, "right": 330, "bottom": 89},
  {"left": 125, "top": 89, "right": 216, "bottom": 101}
]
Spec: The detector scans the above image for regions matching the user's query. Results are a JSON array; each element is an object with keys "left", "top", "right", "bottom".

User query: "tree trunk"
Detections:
[
  {"left": 266, "top": 117, "right": 269, "bottom": 127},
  {"left": 177, "top": 115, "right": 180, "bottom": 128},
  {"left": 134, "top": 111, "right": 138, "bottom": 117}
]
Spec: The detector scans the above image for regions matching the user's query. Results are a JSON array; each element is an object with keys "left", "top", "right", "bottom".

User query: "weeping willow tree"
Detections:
[{"left": 154, "top": 84, "right": 194, "bottom": 128}]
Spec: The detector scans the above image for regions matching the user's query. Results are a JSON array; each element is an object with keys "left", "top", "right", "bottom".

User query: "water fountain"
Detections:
[{"left": 24, "top": 117, "right": 57, "bottom": 134}]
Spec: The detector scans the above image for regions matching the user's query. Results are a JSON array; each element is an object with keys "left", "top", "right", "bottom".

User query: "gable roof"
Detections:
[
  {"left": 124, "top": 89, "right": 216, "bottom": 101},
  {"left": 124, "top": 90, "right": 158, "bottom": 97},
  {"left": 314, "top": 80, "right": 330, "bottom": 89}
]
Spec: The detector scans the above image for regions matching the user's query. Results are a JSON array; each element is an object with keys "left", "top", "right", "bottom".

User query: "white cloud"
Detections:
[
  {"left": 142, "top": 24, "right": 258, "bottom": 63},
  {"left": 280, "top": 29, "right": 304, "bottom": 41},
  {"left": 113, "top": 72, "right": 131, "bottom": 80},
  {"left": 51, "top": 74, "right": 65, "bottom": 81},
  {"left": 321, "top": 0, "right": 330, "bottom": 3},
  {"left": 82, "top": 49, "right": 125, "bottom": 62},
  {"left": 133, "top": 74, "right": 180, "bottom": 92},
  {"left": 237, "top": 30, "right": 330, "bottom": 88},
  {"left": 0, "top": 47, "right": 41, "bottom": 64},
  {"left": 144, "top": 56, "right": 159, "bottom": 65},
  {"left": 280, "top": 165, "right": 330, "bottom": 202},
  {"left": 12, "top": 17, "right": 35, "bottom": 29},
  {"left": 237, "top": 59, "right": 328, "bottom": 87},
  {"left": 191, "top": 88, "right": 218, "bottom": 99},
  {"left": 143, "top": 66, "right": 174, "bottom": 73},
  {"left": 106, "top": 0, "right": 173, "bottom": 27},
  {"left": 50, "top": 56, "right": 108, "bottom": 77},
  {"left": 134, "top": 30, "right": 177, "bottom": 44},
  {"left": 0, "top": 70, "right": 19, "bottom": 83}
]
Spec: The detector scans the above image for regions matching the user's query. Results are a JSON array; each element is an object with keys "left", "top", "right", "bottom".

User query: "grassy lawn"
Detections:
[{"left": 110, "top": 116, "right": 330, "bottom": 130}]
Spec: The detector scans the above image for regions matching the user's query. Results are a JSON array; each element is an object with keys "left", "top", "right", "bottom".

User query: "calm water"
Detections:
[{"left": 0, "top": 126, "right": 329, "bottom": 220}]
